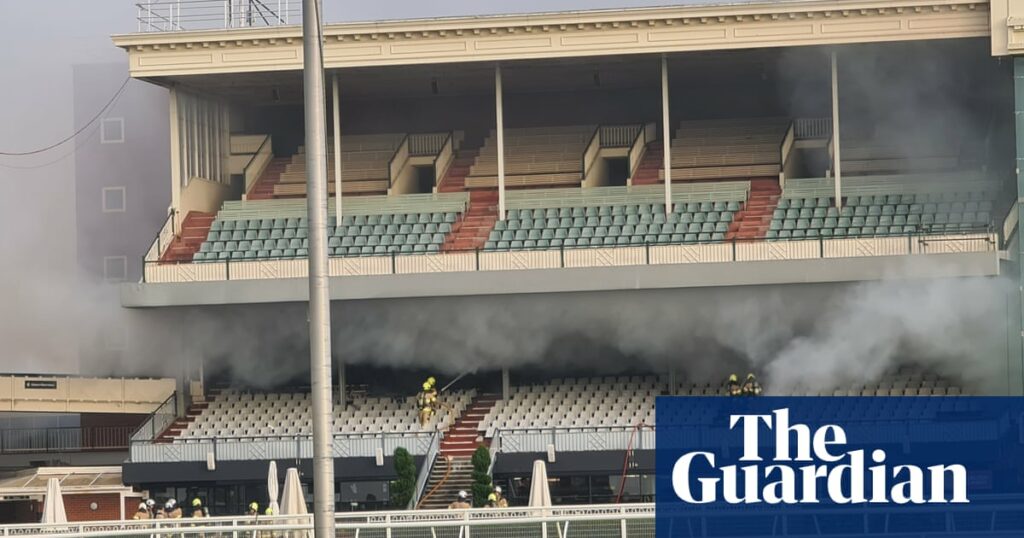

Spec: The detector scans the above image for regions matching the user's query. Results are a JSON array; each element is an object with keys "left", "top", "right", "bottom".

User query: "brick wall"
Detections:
[{"left": 63, "top": 493, "right": 123, "bottom": 522}]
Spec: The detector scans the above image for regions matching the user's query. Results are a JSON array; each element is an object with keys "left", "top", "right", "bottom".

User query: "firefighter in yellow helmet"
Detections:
[
  {"left": 742, "top": 373, "right": 763, "bottom": 397},
  {"left": 727, "top": 374, "right": 742, "bottom": 397},
  {"left": 246, "top": 502, "right": 259, "bottom": 517},
  {"left": 191, "top": 498, "right": 208, "bottom": 518},
  {"left": 418, "top": 382, "right": 435, "bottom": 427}
]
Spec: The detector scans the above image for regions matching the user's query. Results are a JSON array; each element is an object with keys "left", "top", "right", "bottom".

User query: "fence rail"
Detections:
[
  {"left": 143, "top": 232, "right": 997, "bottom": 284},
  {"left": 136, "top": 0, "right": 298, "bottom": 32},
  {"left": 129, "top": 393, "right": 176, "bottom": 442},
  {"left": 494, "top": 426, "right": 654, "bottom": 453},
  {"left": 0, "top": 426, "right": 134, "bottom": 454},
  {"left": 129, "top": 430, "right": 436, "bottom": 462},
  {"left": 794, "top": 117, "right": 832, "bottom": 139}
]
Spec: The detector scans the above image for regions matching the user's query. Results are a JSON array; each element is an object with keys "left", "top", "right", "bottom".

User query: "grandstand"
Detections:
[{"left": 5, "top": 0, "right": 1018, "bottom": 528}]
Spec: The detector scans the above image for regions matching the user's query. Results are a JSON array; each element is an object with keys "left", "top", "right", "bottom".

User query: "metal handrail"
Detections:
[
  {"left": 0, "top": 425, "right": 135, "bottom": 454},
  {"left": 143, "top": 209, "right": 177, "bottom": 266},
  {"left": 410, "top": 430, "right": 442, "bottom": 508},
  {"left": 129, "top": 392, "right": 177, "bottom": 442}
]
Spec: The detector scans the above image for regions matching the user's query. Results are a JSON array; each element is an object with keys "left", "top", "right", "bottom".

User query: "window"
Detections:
[
  {"left": 100, "top": 117, "right": 124, "bottom": 144},
  {"left": 102, "top": 187, "right": 125, "bottom": 213},
  {"left": 103, "top": 256, "right": 128, "bottom": 282}
]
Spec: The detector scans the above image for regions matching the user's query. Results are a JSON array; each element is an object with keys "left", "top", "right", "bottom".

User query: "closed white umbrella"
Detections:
[
  {"left": 279, "top": 468, "right": 309, "bottom": 538},
  {"left": 41, "top": 477, "right": 67, "bottom": 524},
  {"left": 267, "top": 461, "right": 281, "bottom": 515},
  {"left": 528, "top": 460, "right": 552, "bottom": 507}
]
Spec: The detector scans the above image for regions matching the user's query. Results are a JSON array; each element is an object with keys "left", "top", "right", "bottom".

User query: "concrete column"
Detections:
[
  {"left": 831, "top": 51, "right": 843, "bottom": 210},
  {"left": 337, "top": 359, "right": 346, "bottom": 410},
  {"left": 1011, "top": 58, "right": 1024, "bottom": 395},
  {"left": 168, "top": 87, "right": 182, "bottom": 215},
  {"left": 332, "top": 73, "right": 342, "bottom": 220},
  {"left": 667, "top": 367, "right": 677, "bottom": 396},
  {"left": 495, "top": 63, "right": 507, "bottom": 220},
  {"left": 661, "top": 54, "right": 673, "bottom": 213},
  {"left": 501, "top": 368, "right": 510, "bottom": 400}
]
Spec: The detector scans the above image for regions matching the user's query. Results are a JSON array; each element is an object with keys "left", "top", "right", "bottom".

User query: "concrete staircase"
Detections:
[
  {"left": 437, "top": 149, "right": 479, "bottom": 193},
  {"left": 416, "top": 393, "right": 499, "bottom": 509},
  {"left": 245, "top": 157, "right": 289, "bottom": 200},
  {"left": 441, "top": 190, "right": 499, "bottom": 252},
  {"left": 160, "top": 211, "right": 215, "bottom": 263},
  {"left": 732, "top": 178, "right": 782, "bottom": 240},
  {"left": 417, "top": 455, "right": 474, "bottom": 510},
  {"left": 629, "top": 140, "right": 663, "bottom": 185}
]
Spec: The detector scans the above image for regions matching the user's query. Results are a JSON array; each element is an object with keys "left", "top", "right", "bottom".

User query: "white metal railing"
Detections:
[
  {"left": 130, "top": 430, "right": 435, "bottom": 462},
  {"left": 600, "top": 125, "right": 642, "bottom": 148},
  {"left": 410, "top": 431, "right": 441, "bottom": 509},
  {"left": 144, "top": 233, "right": 997, "bottom": 284},
  {"left": 794, "top": 117, "right": 832, "bottom": 139},
  {"left": 494, "top": 426, "right": 654, "bottom": 454},
  {"left": 0, "top": 503, "right": 655, "bottom": 537},
  {"left": 136, "top": 0, "right": 299, "bottom": 32},
  {"left": 129, "top": 393, "right": 177, "bottom": 442},
  {"left": 143, "top": 210, "right": 177, "bottom": 263},
  {"left": 409, "top": 132, "right": 450, "bottom": 156}
]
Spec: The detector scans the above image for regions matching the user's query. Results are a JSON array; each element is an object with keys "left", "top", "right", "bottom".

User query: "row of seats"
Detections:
[
  {"left": 467, "top": 126, "right": 595, "bottom": 188},
  {"left": 179, "top": 390, "right": 474, "bottom": 440},
  {"left": 194, "top": 210, "right": 462, "bottom": 261},
  {"left": 767, "top": 189, "right": 996, "bottom": 241}
]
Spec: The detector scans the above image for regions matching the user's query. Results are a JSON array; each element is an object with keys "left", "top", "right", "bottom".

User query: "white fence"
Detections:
[
  {"left": 136, "top": 0, "right": 298, "bottom": 32},
  {"left": 130, "top": 431, "right": 436, "bottom": 463},
  {"left": 0, "top": 504, "right": 654, "bottom": 538},
  {"left": 144, "top": 233, "right": 997, "bottom": 284},
  {"left": 494, "top": 427, "right": 655, "bottom": 453}
]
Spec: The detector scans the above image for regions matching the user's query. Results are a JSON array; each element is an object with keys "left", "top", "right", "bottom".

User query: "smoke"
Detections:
[{"left": 328, "top": 273, "right": 1011, "bottom": 395}]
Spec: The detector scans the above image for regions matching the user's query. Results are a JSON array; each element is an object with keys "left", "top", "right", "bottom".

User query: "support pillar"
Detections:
[
  {"left": 301, "top": 0, "right": 336, "bottom": 535},
  {"left": 495, "top": 63, "right": 507, "bottom": 220},
  {"left": 668, "top": 366, "right": 677, "bottom": 396},
  {"left": 502, "top": 368, "right": 510, "bottom": 400},
  {"left": 332, "top": 73, "right": 342, "bottom": 220},
  {"left": 337, "top": 359, "right": 346, "bottom": 410},
  {"left": 831, "top": 51, "right": 843, "bottom": 209},
  {"left": 1011, "top": 58, "right": 1024, "bottom": 395},
  {"left": 661, "top": 54, "right": 673, "bottom": 213}
]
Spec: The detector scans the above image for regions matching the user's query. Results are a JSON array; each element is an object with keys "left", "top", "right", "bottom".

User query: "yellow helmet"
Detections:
[
  {"left": 487, "top": 493, "right": 497, "bottom": 502},
  {"left": 249, "top": 502, "right": 258, "bottom": 512},
  {"left": 746, "top": 373, "right": 756, "bottom": 380},
  {"left": 728, "top": 374, "right": 738, "bottom": 382},
  {"left": 422, "top": 382, "right": 431, "bottom": 390},
  {"left": 192, "top": 498, "right": 202, "bottom": 507}
]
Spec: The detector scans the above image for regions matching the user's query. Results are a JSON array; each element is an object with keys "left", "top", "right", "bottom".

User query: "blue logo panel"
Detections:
[{"left": 655, "top": 397, "right": 1024, "bottom": 537}]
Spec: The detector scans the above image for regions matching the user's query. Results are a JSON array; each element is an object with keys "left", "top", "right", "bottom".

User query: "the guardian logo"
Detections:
[{"left": 671, "top": 409, "right": 968, "bottom": 505}]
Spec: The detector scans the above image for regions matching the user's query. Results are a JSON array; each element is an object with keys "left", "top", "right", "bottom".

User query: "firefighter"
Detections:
[
  {"left": 132, "top": 502, "right": 151, "bottom": 520},
  {"left": 246, "top": 502, "right": 260, "bottom": 517},
  {"left": 418, "top": 382, "right": 434, "bottom": 427},
  {"left": 145, "top": 498, "right": 157, "bottom": 518},
  {"left": 164, "top": 499, "right": 182, "bottom": 519},
  {"left": 191, "top": 498, "right": 208, "bottom": 518},
  {"left": 492, "top": 486, "right": 508, "bottom": 508},
  {"left": 448, "top": 490, "right": 471, "bottom": 509},
  {"left": 742, "top": 373, "right": 763, "bottom": 396},
  {"left": 726, "top": 374, "right": 742, "bottom": 397}
]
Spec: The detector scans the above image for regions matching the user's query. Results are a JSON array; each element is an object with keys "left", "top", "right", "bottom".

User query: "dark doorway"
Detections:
[{"left": 606, "top": 158, "right": 629, "bottom": 187}]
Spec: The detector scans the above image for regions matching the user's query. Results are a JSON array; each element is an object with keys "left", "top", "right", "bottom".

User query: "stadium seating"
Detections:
[
  {"left": 479, "top": 368, "right": 965, "bottom": 436},
  {"left": 466, "top": 125, "right": 595, "bottom": 188},
  {"left": 482, "top": 183, "right": 749, "bottom": 250},
  {"left": 660, "top": 118, "right": 790, "bottom": 181},
  {"left": 840, "top": 138, "right": 962, "bottom": 176},
  {"left": 478, "top": 376, "right": 661, "bottom": 437},
  {"left": 766, "top": 174, "right": 999, "bottom": 240},
  {"left": 193, "top": 193, "right": 469, "bottom": 260},
  {"left": 178, "top": 388, "right": 474, "bottom": 440},
  {"left": 273, "top": 134, "right": 406, "bottom": 197}
]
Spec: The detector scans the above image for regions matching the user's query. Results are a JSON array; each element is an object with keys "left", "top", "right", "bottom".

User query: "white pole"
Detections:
[
  {"left": 301, "top": 0, "right": 336, "bottom": 537},
  {"left": 831, "top": 51, "right": 843, "bottom": 210},
  {"left": 661, "top": 54, "right": 672, "bottom": 214},
  {"left": 332, "top": 73, "right": 342, "bottom": 221},
  {"left": 495, "top": 63, "right": 506, "bottom": 221}
]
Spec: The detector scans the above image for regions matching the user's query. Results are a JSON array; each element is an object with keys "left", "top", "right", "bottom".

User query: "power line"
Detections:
[{"left": 0, "top": 77, "right": 131, "bottom": 157}]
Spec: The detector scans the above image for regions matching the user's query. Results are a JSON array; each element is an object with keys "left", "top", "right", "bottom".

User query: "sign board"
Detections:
[{"left": 24, "top": 380, "right": 58, "bottom": 390}]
